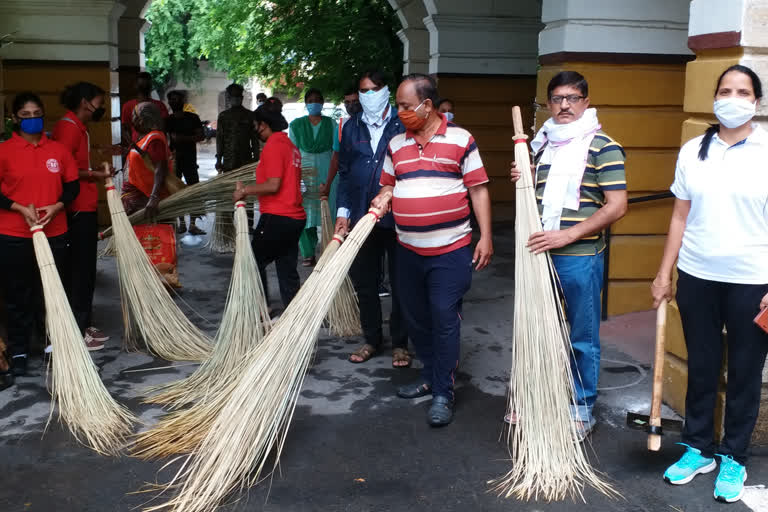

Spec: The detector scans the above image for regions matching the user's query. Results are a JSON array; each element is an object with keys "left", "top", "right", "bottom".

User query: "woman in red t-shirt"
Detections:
[
  {"left": 233, "top": 106, "right": 306, "bottom": 310},
  {"left": 0, "top": 93, "right": 80, "bottom": 380},
  {"left": 53, "top": 82, "right": 112, "bottom": 351}
]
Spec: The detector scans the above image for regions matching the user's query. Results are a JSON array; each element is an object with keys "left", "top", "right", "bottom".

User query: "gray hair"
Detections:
[{"left": 132, "top": 101, "right": 164, "bottom": 134}]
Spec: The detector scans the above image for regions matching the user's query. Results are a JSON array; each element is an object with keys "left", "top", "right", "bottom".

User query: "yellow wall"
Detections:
[
  {"left": 536, "top": 61, "right": 687, "bottom": 316},
  {"left": 436, "top": 75, "right": 537, "bottom": 211},
  {"left": 1, "top": 61, "right": 117, "bottom": 225}
]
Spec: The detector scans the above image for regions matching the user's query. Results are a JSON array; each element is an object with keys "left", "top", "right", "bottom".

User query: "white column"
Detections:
[
  {"left": 539, "top": 0, "right": 691, "bottom": 58},
  {"left": 422, "top": 0, "right": 541, "bottom": 75},
  {"left": 0, "top": 0, "right": 125, "bottom": 66},
  {"left": 388, "top": 0, "right": 430, "bottom": 75}
]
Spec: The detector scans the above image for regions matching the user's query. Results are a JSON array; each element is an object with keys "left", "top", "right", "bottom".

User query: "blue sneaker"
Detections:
[
  {"left": 664, "top": 443, "right": 717, "bottom": 485},
  {"left": 714, "top": 455, "right": 747, "bottom": 503}
]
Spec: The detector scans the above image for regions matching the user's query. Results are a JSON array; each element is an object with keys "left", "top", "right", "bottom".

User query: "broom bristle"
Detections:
[
  {"left": 205, "top": 209, "right": 236, "bottom": 253},
  {"left": 130, "top": 237, "right": 344, "bottom": 462},
  {"left": 143, "top": 212, "right": 381, "bottom": 512},
  {"left": 321, "top": 199, "right": 362, "bottom": 337},
  {"left": 105, "top": 179, "right": 212, "bottom": 362},
  {"left": 488, "top": 107, "right": 619, "bottom": 501},
  {"left": 31, "top": 226, "right": 136, "bottom": 455},
  {"left": 98, "top": 164, "right": 258, "bottom": 241},
  {"left": 143, "top": 201, "right": 271, "bottom": 407}
]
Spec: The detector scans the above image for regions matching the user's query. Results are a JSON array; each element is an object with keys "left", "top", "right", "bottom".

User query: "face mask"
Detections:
[
  {"left": 91, "top": 106, "right": 106, "bottom": 122},
  {"left": 359, "top": 86, "right": 390, "bottom": 119},
  {"left": 257, "top": 101, "right": 265, "bottom": 107},
  {"left": 714, "top": 97, "right": 756, "bottom": 128},
  {"left": 19, "top": 117, "right": 44, "bottom": 135},
  {"left": 398, "top": 101, "right": 427, "bottom": 131},
  {"left": 306, "top": 103, "right": 323, "bottom": 116},
  {"left": 444, "top": 112, "right": 455, "bottom": 122},
  {"left": 345, "top": 101, "right": 362, "bottom": 116}
]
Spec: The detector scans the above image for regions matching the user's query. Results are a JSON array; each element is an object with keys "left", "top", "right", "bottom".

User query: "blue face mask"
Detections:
[
  {"left": 19, "top": 117, "right": 44, "bottom": 135},
  {"left": 445, "top": 112, "right": 455, "bottom": 122},
  {"left": 306, "top": 103, "right": 323, "bottom": 116}
]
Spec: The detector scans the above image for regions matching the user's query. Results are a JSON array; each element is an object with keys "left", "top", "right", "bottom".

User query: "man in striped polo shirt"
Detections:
[
  {"left": 372, "top": 73, "right": 493, "bottom": 427},
  {"left": 511, "top": 71, "right": 628, "bottom": 439}
]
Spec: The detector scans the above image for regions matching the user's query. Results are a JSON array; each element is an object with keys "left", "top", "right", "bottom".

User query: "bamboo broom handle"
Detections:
[
  {"left": 511, "top": 106, "right": 527, "bottom": 141},
  {"left": 648, "top": 300, "right": 668, "bottom": 451}
]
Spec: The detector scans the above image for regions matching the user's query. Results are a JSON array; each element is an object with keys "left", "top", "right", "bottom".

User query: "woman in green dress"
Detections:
[{"left": 289, "top": 88, "right": 339, "bottom": 266}]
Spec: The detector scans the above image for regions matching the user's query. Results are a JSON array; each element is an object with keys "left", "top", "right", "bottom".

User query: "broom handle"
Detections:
[
  {"left": 648, "top": 300, "right": 667, "bottom": 451},
  {"left": 512, "top": 106, "right": 527, "bottom": 140}
]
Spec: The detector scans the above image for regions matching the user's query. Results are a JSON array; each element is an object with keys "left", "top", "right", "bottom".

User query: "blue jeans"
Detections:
[
  {"left": 395, "top": 244, "right": 473, "bottom": 401},
  {"left": 551, "top": 251, "right": 604, "bottom": 421}
]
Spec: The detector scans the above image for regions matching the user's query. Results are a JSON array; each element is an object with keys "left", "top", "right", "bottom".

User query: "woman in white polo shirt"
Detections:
[{"left": 651, "top": 64, "right": 767, "bottom": 504}]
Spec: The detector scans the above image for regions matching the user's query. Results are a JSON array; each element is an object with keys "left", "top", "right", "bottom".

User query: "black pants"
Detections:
[
  {"left": 176, "top": 162, "right": 200, "bottom": 185},
  {"left": 252, "top": 213, "right": 305, "bottom": 308},
  {"left": 0, "top": 233, "right": 69, "bottom": 357},
  {"left": 676, "top": 269, "right": 768, "bottom": 464},
  {"left": 67, "top": 212, "right": 98, "bottom": 334},
  {"left": 349, "top": 226, "right": 407, "bottom": 349}
]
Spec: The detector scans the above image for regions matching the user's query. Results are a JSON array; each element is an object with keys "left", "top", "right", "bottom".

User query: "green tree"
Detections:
[{"left": 144, "top": 0, "right": 403, "bottom": 100}]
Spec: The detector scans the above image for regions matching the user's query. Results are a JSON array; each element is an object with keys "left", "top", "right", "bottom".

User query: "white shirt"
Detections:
[
  {"left": 672, "top": 124, "right": 768, "bottom": 284},
  {"left": 337, "top": 105, "right": 393, "bottom": 219}
]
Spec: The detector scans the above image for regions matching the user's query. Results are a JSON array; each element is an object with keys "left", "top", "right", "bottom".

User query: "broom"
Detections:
[
  {"left": 321, "top": 198, "right": 362, "bottom": 337},
  {"left": 98, "top": 164, "right": 257, "bottom": 240},
  {"left": 31, "top": 224, "right": 136, "bottom": 454},
  {"left": 488, "top": 107, "right": 617, "bottom": 501},
  {"left": 129, "top": 232, "right": 346, "bottom": 461},
  {"left": 143, "top": 209, "right": 383, "bottom": 512},
  {"left": 205, "top": 208, "right": 236, "bottom": 253},
  {"left": 142, "top": 200, "right": 271, "bottom": 408},
  {"left": 105, "top": 177, "right": 212, "bottom": 361}
]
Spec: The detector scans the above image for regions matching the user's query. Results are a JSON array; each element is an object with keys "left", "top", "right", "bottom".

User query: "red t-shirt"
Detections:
[
  {"left": 121, "top": 99, "right": 169, "bottom": 143},
  {"left": 0, "top": 133, "right": 79, "bottom": 238},
  {"left": 52, "top": 111, "right": 98, "bottom": 212},
  {"left": 256, "top": 132, "right": 305, "bottom": 220}
]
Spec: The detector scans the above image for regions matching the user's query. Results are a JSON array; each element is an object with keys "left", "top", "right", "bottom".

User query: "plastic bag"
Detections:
[{"left": 133, "top": 224, "right": 181, "bottom": 289}]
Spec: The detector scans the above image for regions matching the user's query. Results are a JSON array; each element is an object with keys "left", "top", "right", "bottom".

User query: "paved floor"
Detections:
[{"left": 0, "top": 214, "right": 766, "bottom": 511}]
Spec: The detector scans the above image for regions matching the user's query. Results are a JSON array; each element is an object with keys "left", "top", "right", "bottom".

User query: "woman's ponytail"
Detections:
[{"left": 698, "top": 124, "right": 720, "bottom": 161}]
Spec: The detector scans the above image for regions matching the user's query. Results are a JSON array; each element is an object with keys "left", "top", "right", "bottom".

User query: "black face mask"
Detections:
[
  {"left": 346, "top": 101, "right": 363, "bottom": 116},
  {"left": 91, "top": 107, "right": 106, "bottom": 122}
]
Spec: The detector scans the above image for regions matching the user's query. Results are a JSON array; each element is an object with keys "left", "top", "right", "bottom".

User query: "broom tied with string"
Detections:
[
  {"left": 30, "top": 223, "right": 136, "bottom": 455},
  {"left": 129, "top": 229, "right": 347, "bottom": 462},
  {"left": 488, "top": 107, "right": 618, "bottom": 501},
  {"left": 104, "top": 177, "right": 212, "bottom": 361},
  {"left": 142, "top": 208, "right": 385, "bottom": 512},
  {"left": 321, "top": 197, "right": 362, "bottom": 337},
  {"left": 142, "top": 200, "right": 271, "bottom": 408}
]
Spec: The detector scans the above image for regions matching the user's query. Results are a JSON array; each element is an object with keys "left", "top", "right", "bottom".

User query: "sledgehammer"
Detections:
[{"left": 626, "top": 300, "right": 684, "bottom": 451}]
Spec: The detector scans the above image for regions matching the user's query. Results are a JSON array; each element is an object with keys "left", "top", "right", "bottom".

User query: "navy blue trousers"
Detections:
[{"left": 395, "top": 244, "right": 473, "bottom": 401}]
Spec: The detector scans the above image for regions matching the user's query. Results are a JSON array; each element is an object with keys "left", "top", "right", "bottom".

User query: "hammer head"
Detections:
[{"left": 626, "top": 412, "right": 684, "bottom": 434}]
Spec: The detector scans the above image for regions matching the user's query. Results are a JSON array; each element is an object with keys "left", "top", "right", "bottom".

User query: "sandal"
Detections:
[
  {"left": 188, "top": 225, "right": 207, "bottom": 235},
  {"left": 503, "top": 411, "right": 519, "bottom": 425},
  {"left": 176, "top": 223, "right": 187, "bottom": 235},
  {"left": 392, "top": 348, "right": 411, "bottom": 368},
  {"left": 349, "top": 343, "right": 376, "bottom": 363}
]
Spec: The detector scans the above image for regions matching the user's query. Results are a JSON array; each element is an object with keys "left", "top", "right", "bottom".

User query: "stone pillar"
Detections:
[
  {"left": 538, "top": 0, "right": 693, "bottom": 316},
  {"left": 117, "top": 0, "right": 151, "bottom": 103},
  {"left": 663, "top": 0, "right": 768, "bottom": 444},
  {"left": 388, "top": 0, "right": 430, "bottom": 74},
  {"left": 0, "top": 0, "right": 125, "bottom": 225},
  {"left": 420, "top": 0, "right": 542, "bottom": 210}
]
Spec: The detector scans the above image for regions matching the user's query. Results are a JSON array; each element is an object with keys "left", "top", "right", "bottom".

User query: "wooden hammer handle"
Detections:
[{"left": 648, "top": 300, "right": 668, "bottom": 451}]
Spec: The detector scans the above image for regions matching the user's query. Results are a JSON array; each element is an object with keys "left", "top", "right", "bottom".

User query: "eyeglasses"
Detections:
[{"left": 549, "top": 95, "right": 585, "bottom": 105}]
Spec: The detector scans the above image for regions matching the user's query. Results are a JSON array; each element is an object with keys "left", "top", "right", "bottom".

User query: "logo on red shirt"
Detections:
[{"left": 46, "top": 158, "right": 61, "bottom": 173}]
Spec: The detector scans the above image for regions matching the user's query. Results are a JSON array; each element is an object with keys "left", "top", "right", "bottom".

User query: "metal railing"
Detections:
[{"left": 601, "top": 191, "right": 675, "bottom": 321}]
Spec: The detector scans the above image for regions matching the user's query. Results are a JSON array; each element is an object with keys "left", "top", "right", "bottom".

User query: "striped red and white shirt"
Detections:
[{"left": 380, "top": 113, "right": 488, "bottom": 256}]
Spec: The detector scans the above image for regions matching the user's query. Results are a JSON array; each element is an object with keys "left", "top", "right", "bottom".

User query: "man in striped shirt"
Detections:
[
  {"left": 511, "top": 71, "right": 628, "bottom": 440},
  {"left": 372, "top": 73, "right": 493, "bottom": 427}
]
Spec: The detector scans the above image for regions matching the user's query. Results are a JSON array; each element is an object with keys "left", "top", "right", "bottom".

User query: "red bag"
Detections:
[{"left": 133, "top": 224, "right": 181, "bottom": 288}]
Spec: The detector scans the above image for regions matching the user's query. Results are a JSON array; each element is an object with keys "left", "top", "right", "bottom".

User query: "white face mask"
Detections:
[
  {"left": 444, "top": 112, "right": 455, "bottom": 122},
  {"left": 714, "top": 97, "right": 757, "bottom": 128},
  {"left": 359, "top": 86, "right": 390, "bottom": 121}
]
